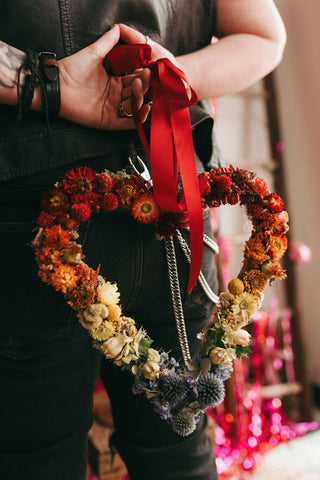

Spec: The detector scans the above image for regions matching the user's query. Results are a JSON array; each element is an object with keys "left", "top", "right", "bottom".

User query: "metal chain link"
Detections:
[
  {"left": 176, "top": 231, "right": 220, "bottom": 304},
  {"left": 164, "top": 237, "right": 191, "bottom": 366}
]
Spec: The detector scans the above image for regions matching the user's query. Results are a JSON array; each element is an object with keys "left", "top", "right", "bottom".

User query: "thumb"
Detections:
[
  {"left": 92, "top": 24, "right": 121, "bottom": 57},
  {"left": 119, "top": 23, "right": 146, "bottom": 44}
]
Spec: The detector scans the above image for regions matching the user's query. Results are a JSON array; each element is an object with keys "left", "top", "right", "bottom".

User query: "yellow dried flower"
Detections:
[
  {"left": 228, "top": 278, "right": 245, "bottom": 295},
  {"left": 232, "top": 292, "right": 258, "bottom": 323},
  {"left": 90, "top": 320, "right": 115, "bottom": 341},
  {"left": 107, "top": 303, "right": 122, "bottom": 322}
]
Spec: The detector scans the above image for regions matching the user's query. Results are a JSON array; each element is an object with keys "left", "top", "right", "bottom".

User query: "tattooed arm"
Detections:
[
  {"left": 0, "top": 28, "right": 151, "bottom": 130},
  {"left": 0, "top": 41, "right": 27, "bottom": 104}
]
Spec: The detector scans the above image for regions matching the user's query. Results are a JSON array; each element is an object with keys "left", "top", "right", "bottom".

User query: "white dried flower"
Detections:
[
  {"left": 147, "top": 348, "right": 161, "bottom": 363},
  {"left": 233, "top": 329, "right": 251, "bottom": 346},
  {"left": 97, "top": 281, "right": 120, "bottom": 306},
  {"left": 209, "top": 347, "right": 236, "bottom": 368},
  {"left": 142, "top": 361, "right": 160, "bottom": 380},
  {"left": 100, "top": 334, "right": 130, "bottom": 359}
]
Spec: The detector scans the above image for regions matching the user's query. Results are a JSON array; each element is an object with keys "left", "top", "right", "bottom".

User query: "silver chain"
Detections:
[
  {"left": 176, "top": 231, "right": 220, "bottom": 304},
  {"left": 164, "top": 232, "right": 220, "bottom": 367},
  {"left": 164, "top": 237, "right": 192, "bottom": 365}
]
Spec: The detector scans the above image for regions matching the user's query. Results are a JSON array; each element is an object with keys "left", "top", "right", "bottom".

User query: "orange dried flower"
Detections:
[
  {"left": 269, "top": 234, "right": 288, "bottom": 260},
  {"left": 244, "top": 236, "right": 268, "bottom": 265},
  {"left": 243, "top": 270, "right": 267, "bottom": 294},
  {"left": 252, "top": 177, "right": 269, "bottom": 197},
  {"left": 67, "top": 284, "right": 96, "bottom": 309},
  {"left": 42, "top": 225, "right": 71, "bottom": 248},
  {"left": 50, "top": 263, "right": 79, "bottom": 294}
]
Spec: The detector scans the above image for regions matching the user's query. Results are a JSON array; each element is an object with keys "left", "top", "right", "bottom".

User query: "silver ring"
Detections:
[
  {"left": 118, "top": 100, "right": 133, "bottom": 119},
  {"left": 145, "top": 35, "right": 153, "bottom": 46}
]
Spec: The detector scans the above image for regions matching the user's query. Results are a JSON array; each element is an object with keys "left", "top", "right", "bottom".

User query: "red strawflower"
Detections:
[
  {"left": 42, "top": 187, "right": 70, "bottom": 215},
  {"left": 70, "top": 202, "right": 92, "bottom": 222},
  {"left": 252, "top": 177, "right": 269, "bottom": 197},
  {"left": 247, "top": 203, "right": 263, "bottom": 218},
  {"left": 101, "top": 193, "right": 119, "bottom": 211},
  {"left": 37, "top": 211, "right": 54, "bottom": 227},
  {"left": 131, "top": 192, "right": 160, "bottom": 224},
  {"left": 57, "top": 214, "right": 80, "bottom": 231},
  {"left": 227, "top": 190, "right": 240, "bottom": 205},
  {"left": 265, "top": 193, "right": 285, "bottom": 213},
  {"left": 209, "top": 173, "right": 232, "bottom": 194},
  {"left": 62, "top": 167, "right": 98, "bottom": 204},
  {"left": 94, "top": 173, "right": 113, "bottom": 193},
  {"left": 198, "top": 172, "right": 210, "bottom": 196}
]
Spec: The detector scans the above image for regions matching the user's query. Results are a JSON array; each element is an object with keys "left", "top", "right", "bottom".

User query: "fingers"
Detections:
[
  {"left": 121, "top": 69, "right": 151, "bottom": 99},
  {"left": 92, "top": 24, "right": 120, "bottom": 57}
]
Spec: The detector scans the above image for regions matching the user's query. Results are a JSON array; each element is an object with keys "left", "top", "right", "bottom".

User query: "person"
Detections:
[{"left": 0, "top": 1, "right": 286, "bottom": 479}]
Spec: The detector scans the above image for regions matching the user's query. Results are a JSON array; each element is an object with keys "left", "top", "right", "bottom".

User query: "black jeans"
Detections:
[{"left": 0, "top": 151, "right": 218, "bottom": 480}]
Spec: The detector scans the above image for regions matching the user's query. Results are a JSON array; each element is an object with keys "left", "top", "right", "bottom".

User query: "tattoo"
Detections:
[{"left": 0, "top": 41, "right": 26, "bottom": 89}]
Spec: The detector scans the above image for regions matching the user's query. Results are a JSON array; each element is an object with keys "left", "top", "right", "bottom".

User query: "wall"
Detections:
[{"left": 275, "top": 0, "right": 320, "bottom": 386}]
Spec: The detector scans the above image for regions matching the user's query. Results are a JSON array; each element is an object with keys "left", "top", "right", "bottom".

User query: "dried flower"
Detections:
[
  {"left": 62, "top": 167, "right": 98, "bottom": 203},
  {"left": 42, "top": 187, "right": 70, "bottom": 215},
  {"left": 232, "top": 292, "right": 258, "bottom": 322},
  {"left": 131, "top": 192, "right": 160, "bottom": 224},
  {"left": 100, "top": 334, "right": 130, "bottom": 359},
  {"left": 77, "top": 303, "right": 108, "bottom": 330},
  {"left": 70, "top": 202, "right": 92, "bottom": 222},
  {"left": 233, "top": 329, "right": 251, "bottom": 346},
  {"left": 101, "top": 193, "right": 119, "bottom": 211},
  {"left": 243, "top": 270, "right": 267, "bottom": 294},
  {"left": 209, "top": 347, "right": 236, "bottom": 368},
  {"left": 106, "top": 303, "right": 122, "bottom": 323},
  {"left": 228, "top": 278, "right": 245, "bottom": 295},
  {"left": 265, "top": 193, "right": 284, "bottom": 213},
  {"left": 197, "top": 373, "right": 225, "bottom": 408},
  {"left": 50, "top": 263, "right": 79, "bottom": 293},
  {"left": 97, "top": 281, "right": 120, "bottom": 305},
  {"left": 172, "top": 410, "right": 197, "bottom": 437},
  {"left": 42, "top": 225, "right": 71, "bottom": 248},
  {"left": 90, "top": 320, "right": 115, "bottom": 341},
  {"left": 142, "top": 361, "right": 160, "bottom": 380},
  {"left": 269, "top": 234, "right": 288, "bottom": 260}
]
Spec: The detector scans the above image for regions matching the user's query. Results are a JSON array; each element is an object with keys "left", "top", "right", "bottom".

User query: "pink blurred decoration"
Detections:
[
  {"left": 289, "top": 241, "right": 312, "bottom": 264},
  {"left": 212, "top": 236, "right": 318, "bottom": 479}
]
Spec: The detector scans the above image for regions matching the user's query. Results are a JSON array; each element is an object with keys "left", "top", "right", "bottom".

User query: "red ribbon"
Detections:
[{"left": 106, "top": 44, "right": 203, "bottom": 293}]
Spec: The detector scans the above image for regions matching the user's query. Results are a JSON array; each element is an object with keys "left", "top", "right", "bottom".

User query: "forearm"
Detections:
[
  {"left": 0, "top": 41, "right": 42, "bottom": 109},
  {"left": 177, "top": 33, "right": 285, "bottom": 100}
]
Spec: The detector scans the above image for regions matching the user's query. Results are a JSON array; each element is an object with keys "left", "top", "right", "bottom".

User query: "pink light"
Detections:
[
  {"left": 272, "top": 398, "right": 282, "bottom": 409},
  {"left": 270, "top": 425, "right": 280, "bottom": 434},
  {"left": 243, "top": 458, "right": 254, "bottom": 470},
  {"left": 272, "top": 412, "right": 282, "bottom": 424},
  {"left": 253, "top": 427, "right": 262, "bottom": 437},
  {"left": 269, "top": 437, "right": 278, "bottom": 446},
  {"left": 266, "top": 336, "right": 275, "bottom": 347},
  {"left": 273, "top": 358, "right": 283, "bottom": 370},
  {"left": 248, "top": 436, "right": 258, "bottom": 448}
]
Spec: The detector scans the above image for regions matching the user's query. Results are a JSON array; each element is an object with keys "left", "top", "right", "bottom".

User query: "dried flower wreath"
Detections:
[{"left": 32, "top": 165, "right": 288, "bottom": 436}]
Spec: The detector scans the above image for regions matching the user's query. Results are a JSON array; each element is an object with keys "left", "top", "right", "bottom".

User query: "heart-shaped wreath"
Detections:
[{"left": 32, "top": 164, "right": 288, "bottom": 436}]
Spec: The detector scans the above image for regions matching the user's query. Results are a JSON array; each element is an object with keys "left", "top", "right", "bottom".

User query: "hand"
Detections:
[
  {"left": 119, "top": 23, "right": 178, "bottom": 67},
  {"left": 55, "top": 25, "right": 151, "bottom": 130}
]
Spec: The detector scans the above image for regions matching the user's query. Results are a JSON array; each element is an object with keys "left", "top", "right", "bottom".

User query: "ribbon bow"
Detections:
[{"left": 106, "top": 44, "right": 204, "bottom": 293}]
